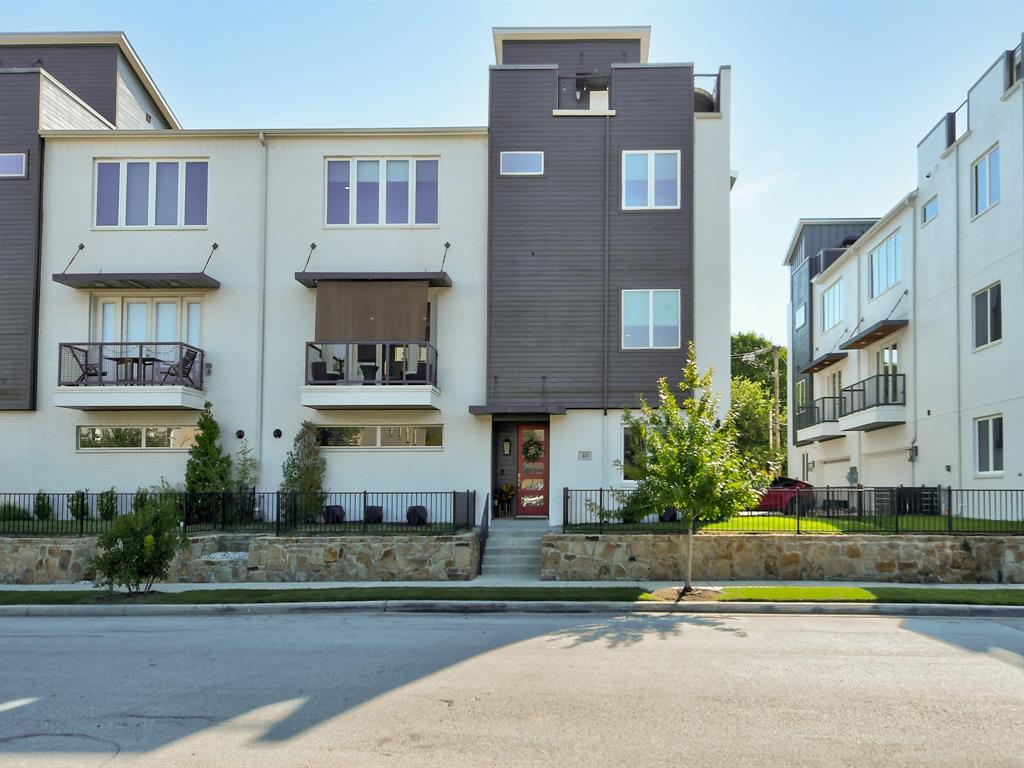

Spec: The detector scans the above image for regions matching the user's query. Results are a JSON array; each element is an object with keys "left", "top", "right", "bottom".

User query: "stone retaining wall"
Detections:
[
  {"left": 541, "top": 534, "right": 1024, "bottom": 584},
  {"left": 0, "top": 532, "right": 479, "bottom": 584}
]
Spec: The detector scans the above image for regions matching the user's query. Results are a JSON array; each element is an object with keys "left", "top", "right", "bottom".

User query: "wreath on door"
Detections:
[{"left": 522, "top": 436, "right": 544, "bottom": 462}]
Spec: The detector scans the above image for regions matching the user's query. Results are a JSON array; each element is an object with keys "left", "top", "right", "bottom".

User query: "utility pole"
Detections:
[{"left": 772, "top": 346, "right": 781, "bottom": 452}]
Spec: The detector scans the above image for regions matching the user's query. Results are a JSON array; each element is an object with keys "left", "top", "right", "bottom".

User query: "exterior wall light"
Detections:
[{"left": 502, "top": 439, "right": 511, "bottom": 456}]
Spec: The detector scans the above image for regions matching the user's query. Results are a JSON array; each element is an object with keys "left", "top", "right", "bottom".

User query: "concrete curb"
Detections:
[{"left": 1, "top": 600, "right": 1022, "bottom": 619}]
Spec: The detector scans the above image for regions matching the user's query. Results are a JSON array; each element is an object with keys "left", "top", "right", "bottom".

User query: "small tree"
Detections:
[
  {"left": 69, "top": 489, "right": 89, "bottom": 523},
  {"left": 620, "top": 343, "right": 772, "bottom": 592},
  {"left": 279, "top": 421, "right": 326, "bottom": 524},
  {"left": 91, "top": 492, "right": 186, "bottom": 594},
  {"left": 34, "top": 491, "right": 52, "bottom": 521},
  {"left": 232, "top": 438, "right": 259, "bottom": 491},
  {"left": 97, "top": 487, "right": 118, "bottom": 522},
  {"left": 184, "top": 401, "right": 232, "bottom": 525}
]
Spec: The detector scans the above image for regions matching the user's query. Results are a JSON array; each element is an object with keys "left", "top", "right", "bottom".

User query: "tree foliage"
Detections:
[
  {"left": 185, "top": 401, "right": 232, "bottom": 493},
  {"left": 279, "top": 421, "right": 327, "bottom": 523},
  {"left": 620, "top": 343, "right": 772, "bottom": 590},
  {"left": 731, "top": 330, "right": 786, "bottom": 396},
  {"left": 729, "top": 377, "right": 784, "bottom": 471}
]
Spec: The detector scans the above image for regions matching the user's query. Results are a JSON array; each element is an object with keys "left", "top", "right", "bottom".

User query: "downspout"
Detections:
[
  {"left": 602, "top": 111, "right": 610, "bottom": 488},
  {"left": 910, "top": 194, "right": 918, "bottom": 486},
  {"left": 255, "top": 131, "right": 269, "bottom": 469},
  {"left": 954, "top": 139, "right": 963, "bottom": 489}
]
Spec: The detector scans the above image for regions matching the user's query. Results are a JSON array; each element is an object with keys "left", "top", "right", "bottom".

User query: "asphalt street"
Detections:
[{"left": 1, "top": 612, "right": 1022, "bottom": 767}]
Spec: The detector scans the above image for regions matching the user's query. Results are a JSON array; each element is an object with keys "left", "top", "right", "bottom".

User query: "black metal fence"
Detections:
[
  {"left": 0, "top": 490, "right": 477, "bottom": 537},
  {"left": 563, "top": 486, "right": 1024, "bottom": 535}
]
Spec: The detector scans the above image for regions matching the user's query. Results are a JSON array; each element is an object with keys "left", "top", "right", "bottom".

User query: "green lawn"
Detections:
[
  {"left": 717, "top": 586, "right": 1024, "bottom": 606},
  {"left": 568, "top": 514, "right": 1024, "bottom": 535}
]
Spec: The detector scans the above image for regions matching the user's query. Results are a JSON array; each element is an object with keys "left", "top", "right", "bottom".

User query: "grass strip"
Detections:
[
  {"left": 718, "top": 586, "right": 1024, "bottom": 606},
  {"left": 0, "top": 586, "right": 652, "bottom": 606}
]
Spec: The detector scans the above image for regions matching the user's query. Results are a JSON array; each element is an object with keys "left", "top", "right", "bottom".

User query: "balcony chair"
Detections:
[
  {"left": 161, "top": 347, "right": 198, "bottom": 386},
  {"left": 69, "top": 346, "right": 107, "bottom": 385},
  {"left": 403, "top": 360, "right": 429, "bottom": 383},
  {"left": 309, "top": 360, "right": 341, "bottom": 384}
]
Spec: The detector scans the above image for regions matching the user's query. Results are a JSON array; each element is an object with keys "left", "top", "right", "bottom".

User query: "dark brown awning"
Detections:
[
  {"left": 800, "top": 352, "right": 848, "bottom": 374},
  {"left": 315, "top": 280, "right": 428, "bottom": 341},
  {"left": 469, "top": 403, "right": 568, "bottom": 416},
  {"left": 296, "top": 271, "right": 451, "bottom": 288},
  {"left": 839, "top": 318, "right": 909, "bottom": 350},
  {"left": 52, "top": 273, "right": 220, "bottom": 290}
]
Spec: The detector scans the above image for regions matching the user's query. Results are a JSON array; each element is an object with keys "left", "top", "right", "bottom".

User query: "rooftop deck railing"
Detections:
[
  {"left": 58, "top": 342, "right": 204, "bottom": 389},
  {"left": 305, "top": 341, "right": 437, "bottom": 386}
]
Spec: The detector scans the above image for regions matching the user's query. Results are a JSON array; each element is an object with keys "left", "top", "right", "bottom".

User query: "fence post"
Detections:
[
  {"left": 563, "top": 487, "right": 569, "bottom": 531},
  {"left": 275, "top": 493, "right": 281, "bottom": 536},
  {"left": 796, "top": 491, "right": 801, "bottom": 535},
  {"left": 363, "top": 490, "right": 368, "bottom": 533},
  {"left": 221, "top": 491, "right": 227, "bottom": 531},
  {"left": 598, "top": 488, "right": 604, "bottom": 534},
  {"left": 946, "top": 486, "right": 954, "bottom": 532},
  {"left": 893, "top": 489, "right": 900, "bottom": 533}
]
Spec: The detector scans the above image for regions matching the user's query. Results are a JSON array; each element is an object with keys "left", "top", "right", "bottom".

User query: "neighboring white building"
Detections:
[{"left": 787, "top": 40, "right": 1023, "bottom": 490}]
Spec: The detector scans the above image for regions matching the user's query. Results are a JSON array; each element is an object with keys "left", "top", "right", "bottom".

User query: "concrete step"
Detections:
[
  {"left": 481, "top": 564, "right": 540, "bottom": 576},
  {"left": 482, "top": 555, "right": 540, "bottom": 567},
  {"left": 484, "top": 545, "right": 542, "bottom": 556}
]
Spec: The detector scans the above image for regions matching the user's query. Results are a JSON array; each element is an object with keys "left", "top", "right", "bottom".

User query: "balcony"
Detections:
[
  {"left": 300, "top": 341, "right": 441, "bottom": 411},
  {"left": 838, "top": 374, "right": 906, "bottom": 432},
  {"left": 54, "top": 342, "right": 206, "bottom": 410},
  {"left": 795, "top": 396, "right": 844, "bottom": 443},
  {"left": 554, "top": 73, "right": 614, "bottom": 114}
]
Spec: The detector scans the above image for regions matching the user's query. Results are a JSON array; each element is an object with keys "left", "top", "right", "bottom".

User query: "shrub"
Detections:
[
  {"left": 279, "top": 422, "right": 326, "bottom": 524},
  {"left": 90, "top": 493, "right": 186, "bottom": 594},
  {"left": 68, "top": 489, "right": 89, "bottom": 522},
  {"left": 132, "top": 487, "right": 149, "bottom": 513},
  {"left": 185, "top": 402, "right": 232, "bottom": 526},
  {"left": 33, "top": 491, "right": 52, "bottom": 521},
  {"left": 98, "top": 487, "right": 118, "bottom": 522}
]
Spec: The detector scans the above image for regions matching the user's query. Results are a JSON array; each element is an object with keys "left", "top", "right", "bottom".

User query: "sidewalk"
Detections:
[{"left": 1, "top": 578, "right": 1021, "bottom": 592}]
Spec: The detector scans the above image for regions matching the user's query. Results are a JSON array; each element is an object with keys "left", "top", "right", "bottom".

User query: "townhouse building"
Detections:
[
  {"left": 786, "top": 37, "right": 1023, "bottom": 491},
  {"left": 0, "top": 27, "right": 733, "bottom": 529}
]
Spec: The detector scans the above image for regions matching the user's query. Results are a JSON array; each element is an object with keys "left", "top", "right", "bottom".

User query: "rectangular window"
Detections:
[
  {"left": 500, "top": 151, "right": 544, "bottom": 175},
  {"left": 316, "top": 425, "right": 442, "bottom": 448},
  {"left": 92, "top": 296, "right": 201, "bottom": 344},
  {"left": 821, "top": 279, "right": 844, "bottom": 330},
  {"left": 975, "top": 415, "right": 1004, "bottom": 474},
  {"left": 972, "top": 146, "right": 1000, "bottom": 216},
  {"left": 869, "top": 231, "right": 901, "bottom": 298},
  {"left": 621, "top": 150, "right": 680, "bottom": 210},
  {"left": 794, "top": 302, "right": 806, "bottom": 330},
  {"left": 0, "top": 152, "right": 28, "bottom": 178},
  {"left": 795, "top": 380, "right": 807, "bottom": 408},
  {"left": 325, "top": 157, "right": 438, "bottom": 227},
  {"left": 94, "top": 159, "right": 208, "bottom": 228},
  {"left": 622, "top": 426, "right": 645, "bottom": 482},
  {"left": 621, "top": 289, "right": 680, "bottom": 349},
  {"left": 77, "top": 425, "right": 199, "bottom": 450},
  {"left": 921, "top": 196, "right": 938, "bottom": 224},
  {"left": 973, "top": 283, "right": 1002, "bottom": 348}
]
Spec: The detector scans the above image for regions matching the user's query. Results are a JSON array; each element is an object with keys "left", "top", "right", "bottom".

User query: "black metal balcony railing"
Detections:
[
  {"left": 796, "top": 396, "right": 841, "bottom": 430},
  {"left": 840, "top": 374, "right": 905, "bottom": 417},
  {"left": 58, "top": 342, "right": 204, "bottom": 389},
  {"left": 305, "top": 341, "right": 438, "bottom": 386}
]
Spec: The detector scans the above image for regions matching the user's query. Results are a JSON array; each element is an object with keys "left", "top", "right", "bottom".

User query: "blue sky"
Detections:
[{"left": 3, "top": 0, "right": 1022, "bottom": 343}]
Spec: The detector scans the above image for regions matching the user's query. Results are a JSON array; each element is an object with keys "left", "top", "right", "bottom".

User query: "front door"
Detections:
[{"left": 516, "top": 424, "right": 549, "bottom": 517}]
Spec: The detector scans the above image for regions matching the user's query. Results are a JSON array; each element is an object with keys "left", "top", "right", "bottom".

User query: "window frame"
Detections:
[
  {"left": 971, "top": 144, "right": 1000, "bottom": 218},
  {"left": 323, "top": 156, "right": 440, "bottom": 228},
  {"left": 92, "top": 158, "right": 209, "bottom": 230},
  {"left": 974, "top": 414, "right": 1004, "bottom": 476},
  {"left": 921, "top": 196, "right": 938, "bottom": 225},
  {"left": 621, "top": 150, "right": 682, "bottom": 211},
  {"left": 75, "top": 425, "right": 199, "bottom": 452},
  {"left": 621, "top": 425, "right": 646, "bottom": 485},
  {"left": 92, "top": 295, "right": 203, "bottom": 345},
  {"left": 869, "top": 230, "right": 902, "bottom": 299},
  {"left": 620, "top": 289, "right": 682, "bottom": 350},
  {"left": 794, "top": 302, "right": 807, "bottom": 330},
  {"left": 972, "top": 282, "right": 1002, "bottom": 350},
  {"left": 795, "top": 380, "right": 808, "bottom": 409},
  {"left": 0, "top": 152, "right": 28, "bottom": 179},
  {"left": 316, "top": 424, "right": 444, "bottom": 451},
  {"left": 499, "top": 151, "right": 544, "bottom": 176},
  {"left": 821, "top": 279, "right": 844, "bottom": 331}
]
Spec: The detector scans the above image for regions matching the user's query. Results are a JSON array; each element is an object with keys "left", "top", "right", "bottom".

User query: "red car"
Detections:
[{"left": 756, "top": 477, "right": 812, "bottom": 513}]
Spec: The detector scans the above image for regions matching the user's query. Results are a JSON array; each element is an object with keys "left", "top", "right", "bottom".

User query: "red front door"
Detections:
[{"left": 516, "top": 424, "right": 549, "bottom": 517}]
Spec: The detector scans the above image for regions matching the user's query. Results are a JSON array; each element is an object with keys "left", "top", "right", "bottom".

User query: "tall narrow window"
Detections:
[
  {"left": 921, "top": 196, "right": 938, "bottom": 224},
  {"left": 183, "top": 161, "right": 208, "bottom": 226},
  {"left": 869, "top": 232, "right": 901, "bottom": 297},
  {"left": 415, "top": 159, "right": 438, "bottom": 224},
  {"left": 975, "top": 415, "right": 1004, "bottom": 474},
  {"left": 622, "top": 426, "right": 645, "bottom": 482},
  {"left": 155, "top": 162, "right": 179, "bottom": 226},
  {"left": 125, "top": 302, "right": 148, "bottom": 343},
  {"left": 326, "top": 160, "right": 351, "bottom": 225},
  {"left": 385, "top": 160, "right": 410, "bottom": 224},
  {"left": 95, "top": 162, "right": 120, "bottom": 226},
  {"left": 622, "top": 150, "right": 680, "bottom": 210},
  {"left": 822, "top": 279, "right": 844, "bottom": 330},
  {"left": 356, "top": 160, "right": 380, "bottom": 224},
  {"left": 621, "top": 290, "right": 680, "bottom": 349},
  {"left": 972, "top": 146, "right": 1000, "bottom": 216},
  {"left": 794, "top": 302, "right": 806, "bottom": 330},
  {"left": 186, "top": 302, "right": 202, "bottom": 347},
  {"left": 973, "top": 283, "right": 1002, "bottom": 348},
  {"left": 125, "top": 162, "right": 150, "bottom": 226}
]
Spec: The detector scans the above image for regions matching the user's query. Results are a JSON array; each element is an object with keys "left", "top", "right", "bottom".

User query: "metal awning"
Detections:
[
  {"left": 469, "top": 403, "right": 567, "bottom": 416},
  {"left": 800, "top": 352, "right": 848, "bottom": 374},
  {"left": 295, "top": 271, "right": 452, "bottom": 288},
  {"left": 839, "top": 318, "right": 909, "bottom": 350},
  {"left": 52, "top": 273, "right": 220, "bottom": 290}
]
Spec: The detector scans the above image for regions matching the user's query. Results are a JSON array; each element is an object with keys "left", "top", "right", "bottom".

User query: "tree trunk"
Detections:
[{"left": 684, "top": 521, "right": 694, "bottom": 593}]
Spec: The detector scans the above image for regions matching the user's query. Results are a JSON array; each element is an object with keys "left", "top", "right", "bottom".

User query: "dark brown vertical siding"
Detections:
[
  {"left": 0, "top": 45, "right": 118, "bottom": 123},
  {"left": 486, "top": 56, "right": 695, "bottom": 410},
  {"left": 0, "top": 74, "right": 43, "bottom": 410}
]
